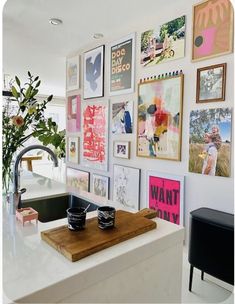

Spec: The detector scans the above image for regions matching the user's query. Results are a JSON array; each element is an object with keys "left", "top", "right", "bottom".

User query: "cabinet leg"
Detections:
[
  {"left": 201, "top": 271, "right": 204, "bottom": 280},
  {"left": 189, "top": 265, "right": 194, "bottom": 292}
]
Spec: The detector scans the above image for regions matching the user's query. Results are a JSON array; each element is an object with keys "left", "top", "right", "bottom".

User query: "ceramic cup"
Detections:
[
  {"left": 97, "top": 206, "right": 116, "bottom": 229},
  {"left": 67, "top": 207, "right": 87, "bottom": 231}
]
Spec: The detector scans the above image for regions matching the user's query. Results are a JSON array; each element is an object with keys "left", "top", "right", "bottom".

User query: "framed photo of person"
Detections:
[
  {"left": 83, "top": 45, "right": 105, "bottom": 99},
  {"left": 66, "top": 55, "right": 80, "bottom": 91},
  {"left": 113, "top": 141, "right": 130, "bottom": 159},
  {"left": 92, "top": 174, "right": 109, "bottom": 199},
  {"left": 196, "top": 63, "right": 226, "bottom": 103},
  {"left": 67, "top": 137, "right": 79, "bottom": 164}
]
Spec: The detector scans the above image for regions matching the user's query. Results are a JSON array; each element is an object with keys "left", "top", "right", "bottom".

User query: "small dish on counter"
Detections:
[{"left": 16, "top": 207, "right": 38, "bottom": 226}]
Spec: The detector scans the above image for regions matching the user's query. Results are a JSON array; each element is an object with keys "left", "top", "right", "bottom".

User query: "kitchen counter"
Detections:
[{"left": 3, "top": 172, "right": 185, "bottom": 303}]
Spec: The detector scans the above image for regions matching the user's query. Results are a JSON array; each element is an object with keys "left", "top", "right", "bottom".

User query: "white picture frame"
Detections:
[
  {"left": 113, "top": 141, "right": 130, "bottom": 159},
  {"left": 67, "top": 137, "right": 79, "bottom": 164},
  {"left": 146, "top": 171, "right": 184, "bottom": 225},
  {"left": 92, "top": 174, "right": 109, "bottom": 199},
  {"left": 66, "top": 55, "right": 80, "bottom": 91},
  {"left": 81, "top": 100, "right": 109, "bottom": 171},
  {"left": 109, "top": 33, "right": 135, "bottom": 96},
  {"left": 83, "top": 45, "right": 104, "bottom": 99},
  {"left": 113, "top": 164, "right": 140, "bottom": 212}
]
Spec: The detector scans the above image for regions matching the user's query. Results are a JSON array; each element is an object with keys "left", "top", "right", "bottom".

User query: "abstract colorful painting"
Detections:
[
  {"left": 196, "top": 63, "right": 226, "bottom": 103},
  {"left": 82, "top": 101, "right": 108, "bottom": 171},
  {"left": 192, "top": 0, "right": 233, "bottom": 61},
  {"left": 83, "top": 45, "right": 104, "bottom": 99},
  {"left": 141, "top": 16, "right": 185, "bottom": 66},
  {"left": 147, "top": 171, "right": 184, "bottom": 225},
  {"left": 92, "top": 174, "right": 109, "bottom": 199},
  {"left": 113, "top": 165, "right": 140, "bottom": 212},
  {"left": 109, "top": 33, "right": 135, "bottom": 95},
  {"left": 137, "top": 75, "right": 183, "bottom": 161},
  {"left": 67, "top": 55, "right": 79, "bottom": 91},
  {"left": 189, "top": 107, "right": 232, "bottom": 177},
  {"left": 112, "top": 101, "right": 133, "bottom": 134},
  {"left": 66, "top": 168, "right": 90, "bottom": 192},
  {"left": 67, "top": 137, "right": 79, "bottom": 164},
  {"left": 67, "top": 95, "right": 81, "bottom": 132}
]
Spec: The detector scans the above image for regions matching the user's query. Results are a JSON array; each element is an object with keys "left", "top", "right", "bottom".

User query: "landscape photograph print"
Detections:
[
  {"left": 141, "top": 16, "right": 185, "bottom": 67},
  {"left": 189, "top": 107, "right": 232, "bottom": 177}
]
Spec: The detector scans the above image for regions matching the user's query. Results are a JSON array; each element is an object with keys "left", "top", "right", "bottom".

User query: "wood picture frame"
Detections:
[
  {"left": 66, "top": 167, "right": 90, "bottom": 192},
  {"left": 66, "top": 55, "right": 80, "bottom": 91},
  {"left": 113, "top": 141, "right": 130, "bottom": 159},
  {"left": 92, "top": 174, "right": 109, "bottom": 199},
  {"left": 83, "top": 45, "right": 105, "bottom": 99},
  {"left": 137, "top": 74, "right": 184, "bottom": 161},
  {"left": 191, "top": 0, "right": 234, "bottom": 62},
  {"left": 67, "top": 137, "right": 80, "bottom": 164},
  {"left": 196, "top": 63, "right": 226, "bottom": 103}
]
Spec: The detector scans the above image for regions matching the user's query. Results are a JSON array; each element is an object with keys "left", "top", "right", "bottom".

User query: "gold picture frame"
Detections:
[{"left": 137, "top": 74, "right": 184, "bottom": 161}]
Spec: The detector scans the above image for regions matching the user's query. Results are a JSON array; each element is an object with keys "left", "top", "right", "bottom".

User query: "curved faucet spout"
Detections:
[{"left": 13, "top": 145, "right": 58, "bottom": 211}]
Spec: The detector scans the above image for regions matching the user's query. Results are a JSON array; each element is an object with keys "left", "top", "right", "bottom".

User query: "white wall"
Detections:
[{"left": 66, "top": 0, "right": 234, "bottom": 243}]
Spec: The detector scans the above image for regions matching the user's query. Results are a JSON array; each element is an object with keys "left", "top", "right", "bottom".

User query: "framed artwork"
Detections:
[
  {"left": 67, "top": 137, "right": 79, "bottom": 163},
  {"left": 92, "top": 174, "right": 109, "bottom": 199},
  {"left": 192, "top": 0, "right": 233, "bottom": 61},
  {"left": 67, "top": 95, "right": 81, "bottom": 132},
  {"left": 67, "top": 55, "right": 79, "bottom": 91},
  {"left": 66, "top": 167, "right": 90, "bottom": 192},
  {"left": 109, "top": 33, "right": 135, "bottom": 95},
  {"left": 112, "top": 100, "right": 133, "bottom": 134},
  {"left": 81, "top": 100, "right": 109, "bottom": 171},
  {"left": 141, "top": 16, "right": 186, "bottom": 67},
  {"left": 147, "top": 171, "right": 184, "bottom": 225},
  {"left": 137, "top": 74, "right": 184, "bottom": 161},
  {"left": 196, "top": 63, "right": 226, "bottom": 103},
  {"left": 113, "top": 164, "right": 140, "bottom": 212},
  {"left": 189, "top": 107, "right": 232, "bottom": 177},
  {"left": 113, "top": 141, "right": 130, "bottom": 159},
  {"left": 83, "top": 45, "right": 104, "bottom": 99}
]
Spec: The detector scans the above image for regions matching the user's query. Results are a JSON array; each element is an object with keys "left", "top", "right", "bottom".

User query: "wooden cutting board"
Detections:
[{"left": 41, "top": 208, "right": 157, "bottom": 262}]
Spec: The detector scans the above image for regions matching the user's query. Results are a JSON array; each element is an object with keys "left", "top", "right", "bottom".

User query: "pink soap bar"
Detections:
[{"left": 16, "top": 207, "right": 38, "bottom": 226}]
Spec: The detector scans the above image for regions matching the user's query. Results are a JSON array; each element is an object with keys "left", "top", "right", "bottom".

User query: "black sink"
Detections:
[{"left": 22, "top": 194, "right": 98, "bottom": 223}]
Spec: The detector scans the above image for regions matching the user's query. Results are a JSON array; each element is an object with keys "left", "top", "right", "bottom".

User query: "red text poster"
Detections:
[
  {"left": 82, "top": 103, "right": 108, "bottom": 171},
  {"left": 149, "top": 175, "right": 181, "bottom": 224}
]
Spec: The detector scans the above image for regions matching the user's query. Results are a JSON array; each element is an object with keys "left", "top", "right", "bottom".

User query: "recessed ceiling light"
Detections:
[
  {"left": 93, "top": 33, "right": 104, "bottom": 39},
  {"left": 49, "top": 18, "right": 63, "bottom": 26}
]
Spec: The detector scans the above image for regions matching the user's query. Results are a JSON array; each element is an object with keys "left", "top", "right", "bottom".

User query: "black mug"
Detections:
[
  {"left": 97, "top": 206, "right": 116, "bottom": 229},
  {"left": 67, "top": 207, "right": 87, "bottom": 231}
]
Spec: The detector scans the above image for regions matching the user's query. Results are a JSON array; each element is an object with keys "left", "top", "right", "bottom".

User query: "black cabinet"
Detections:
[{"left": 188, "top": 207, "right": 234, "bottom": 291}]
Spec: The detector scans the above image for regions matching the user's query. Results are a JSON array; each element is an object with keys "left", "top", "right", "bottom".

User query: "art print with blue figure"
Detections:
[{"left": 84, "top": 45, "right": 104, "bottom": 99}]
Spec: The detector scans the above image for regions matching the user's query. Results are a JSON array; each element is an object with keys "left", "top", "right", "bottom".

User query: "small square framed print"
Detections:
[
  {"left": 92, "top": 174, "right": 109, "bottom": 199},
  {"left": 113, "top": 141, "right": 130, "bottom": 159},
  {"left": 196, "top": 63, "right": 226, "bottom": 103},
  {"left": 67, "top": 137, "right": 79, "bottom": 164}
]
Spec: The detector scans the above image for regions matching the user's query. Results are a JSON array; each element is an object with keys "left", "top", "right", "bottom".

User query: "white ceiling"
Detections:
[{"left": 3, "top": 0, "right": 168, "bottom": 96}]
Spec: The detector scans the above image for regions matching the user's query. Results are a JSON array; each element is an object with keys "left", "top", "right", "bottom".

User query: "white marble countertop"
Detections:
[{"left": 3, "top": 172, "right": 184, "bottom": 303}]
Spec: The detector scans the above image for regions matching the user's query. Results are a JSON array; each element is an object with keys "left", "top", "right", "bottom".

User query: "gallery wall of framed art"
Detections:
[{"left": 65, "top": 0, "right": 234, "bottom": 240}]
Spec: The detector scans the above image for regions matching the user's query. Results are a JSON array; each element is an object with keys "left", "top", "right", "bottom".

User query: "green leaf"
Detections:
[
  {"left": 15, "top": 76, "right": 21, "bottom": 87},
  {"left": 25, "top": 85, "right": 32, "bottom": 98},
  {"left": 47, "top": 95, "right": 53, "bottom": 102},
  {"left": 34, "top": 76, "right": 39, "bottom": 82},
  {"left": 28, "top": 71, "right": 32, "bottom": 77},
  {"left": 35, "top": 80, "right": 41, "bottom": 88},
  {"left": 11, "top": 86, "right": 19, "bottom": 99},
  {"left": 31, "top": 89, "right": 39, "bottom": 97}
]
